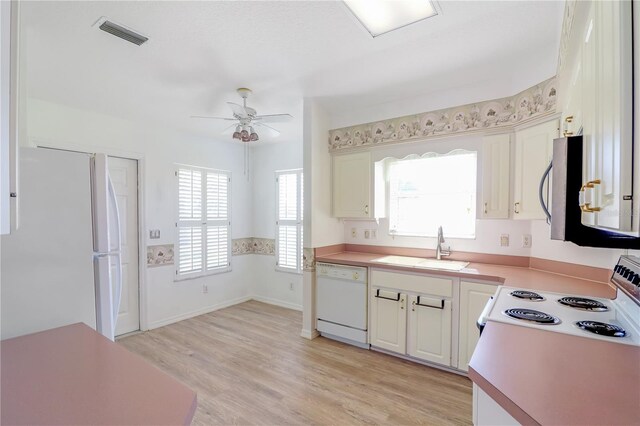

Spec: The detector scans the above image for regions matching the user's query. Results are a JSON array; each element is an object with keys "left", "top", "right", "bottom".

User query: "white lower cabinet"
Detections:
[
  {"left": 458, "top": 281, "right": 497, "bottom": 372},
  {"left": 370, "top": 288, "right": 406, "bottom": 354},
  {"left": 473, "top": 384, "right": 519, "bottom": 426},
  {"left": 370, "top": 270, "right": 453, "bottom": 367},
  {"left": 407, "top": 295, "right": 452, "bottom": 365}
]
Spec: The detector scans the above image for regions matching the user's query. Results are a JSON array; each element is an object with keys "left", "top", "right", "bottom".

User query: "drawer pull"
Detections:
[
  {"left": 416, "top": 296, "right": 445, "bottom": 310},
  {"left": 375, "top": 289, "right": 400, "bottom": 302}
]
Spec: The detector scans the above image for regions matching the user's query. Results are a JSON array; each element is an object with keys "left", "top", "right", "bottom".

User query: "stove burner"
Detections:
[
  {"left": 576, "top": 321, "right": 626, "bottom": 338},
  {"left": 503, "top": 308, "right": 560, "bottom": 325},
  {"left": 558, "top": 297, "right": 609, "bottom": 312},
  {"left": 510, "top": 290, "right": 545, "bottom": 301}
]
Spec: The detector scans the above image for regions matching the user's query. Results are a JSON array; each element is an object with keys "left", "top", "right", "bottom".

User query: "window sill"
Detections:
[
  {"left": 275, "top": 267, "right": 303, "bottom": 275},
  {"left": 174, "top": 267, "right": 232, "bottom": 282}
]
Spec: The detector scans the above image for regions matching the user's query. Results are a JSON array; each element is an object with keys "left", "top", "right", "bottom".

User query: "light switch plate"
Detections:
[
  {"left": 500, "top": 234, "right": 509, "bottom": 247},
  {"left": 149, "top": 229, "right": 161, "bottom": 239}
]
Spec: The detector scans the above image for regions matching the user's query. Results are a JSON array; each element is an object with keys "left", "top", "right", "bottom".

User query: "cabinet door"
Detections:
[
  {"left": 581, "top": 0, "right": 633, "bottom": 232},
  {"left": 458, "top": 281, "right": 497, "bottom": 372},
  {"left": 370, "top": 287, "right": 406, "bottom": 354},
  {"left": 513, "top": 120, "right": 559, "bottom": 220},
  {"left": 407, "top": 295, "right": 452, "bottom": 366},
  {"left": 332, "top": 152, "right": 371, "bottom": 218},
  {"left": 481, "top": 134, "right": 510, "bottom": 219}
]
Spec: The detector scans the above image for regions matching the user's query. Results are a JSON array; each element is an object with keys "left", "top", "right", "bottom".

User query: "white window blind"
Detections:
[
  {"left": 388, "top": 150, "right": 477, "bottom": 238},
  {"left": 276, "top": 170, "right": 303, "bottom": 273},
  {"left": 176, "top": 166, "right": 231, "bottom": 278}
]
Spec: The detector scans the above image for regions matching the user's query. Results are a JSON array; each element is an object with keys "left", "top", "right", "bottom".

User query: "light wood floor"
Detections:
[{"left": 118, "top": 301, "right": 472, "bottom": 425}]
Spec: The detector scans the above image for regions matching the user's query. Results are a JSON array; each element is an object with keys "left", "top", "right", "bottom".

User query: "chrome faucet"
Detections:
[{"left": 436, "top": 226, "right": 451, "bottom": 260}]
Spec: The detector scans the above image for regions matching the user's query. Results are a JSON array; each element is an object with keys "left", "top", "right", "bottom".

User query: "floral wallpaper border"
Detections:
[
  {"left": 557, "top": 0, "right": 577, "bottom": 75},
  {"left": 232, "top": 237, "right": 275, "bottom": 256},
  {"left": 328, "top": 77, "right": 557, "bottom": 152},
  {"left": 147, "top": 244, "right": 174, "bottom": 268},
  {"left": 303, "top": 248, "right": 315, "bottom": 272}
]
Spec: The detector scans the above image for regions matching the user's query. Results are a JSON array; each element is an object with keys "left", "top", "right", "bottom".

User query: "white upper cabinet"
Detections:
[
  {"left": 580, "top": 0, "right": 633, "bottom": 232},
  {"left": 513, "top": 120, "right": 559, "bottom": 220},
  {"left": 332, "top": 151, "right": 384, "bottom": 219},
  {"left": 481, "top": 134, "right": 510, "bottom": 219}
]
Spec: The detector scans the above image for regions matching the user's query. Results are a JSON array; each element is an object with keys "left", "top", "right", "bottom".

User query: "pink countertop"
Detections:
[
  {"left": 316, "top": 251, "right": 616, "bottom": 298},
  {"left": 469, "top": 322, "right": 640, "bottom": 425},
  {"left": 1, "top": 323, "right": 197, "bottom": 426}
]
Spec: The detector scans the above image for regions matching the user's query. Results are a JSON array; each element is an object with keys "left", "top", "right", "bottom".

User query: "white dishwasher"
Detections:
[{"left": 316, "top": 262, "right": 368, "bottom": 348}]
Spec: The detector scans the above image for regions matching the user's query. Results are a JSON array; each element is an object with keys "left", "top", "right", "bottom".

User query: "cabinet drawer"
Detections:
[{"left": 371, "top": 269, "right": 453, "bottom": 297}]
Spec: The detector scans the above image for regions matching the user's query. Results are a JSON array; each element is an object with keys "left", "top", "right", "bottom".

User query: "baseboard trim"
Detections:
[
  {"left": 300, "top": 329, "right": 320, "bottom": 340},
  {"left": 250, "top": 295, "right": 302, "bottom": 311},
  {"left": 147, "top": 295, "right": 252, "bottom": 330}
]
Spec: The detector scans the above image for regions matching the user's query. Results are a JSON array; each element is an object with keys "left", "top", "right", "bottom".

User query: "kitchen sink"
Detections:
[{"left": 371, "top": 255, "right": 469, "bottom": 271}]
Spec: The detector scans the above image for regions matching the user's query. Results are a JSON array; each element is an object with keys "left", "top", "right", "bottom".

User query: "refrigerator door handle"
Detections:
[{"left": 107, "top": 177, "right": 123, "bottom": 335}]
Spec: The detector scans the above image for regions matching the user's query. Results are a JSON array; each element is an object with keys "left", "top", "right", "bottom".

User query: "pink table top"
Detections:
[{"left": 1, "top": 323, "right": 197, "bottom": 425}]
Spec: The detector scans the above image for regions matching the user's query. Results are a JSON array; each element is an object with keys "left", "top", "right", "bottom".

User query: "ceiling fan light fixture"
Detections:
[
  {"left": 240, "top": 128, "right": 249, "bottom": 139},
  {"left": 250, "top": 131, "right": 259, "bottom": 142},
  {"left": 232, "top": 125, "right": 242, "bottom": 140}
]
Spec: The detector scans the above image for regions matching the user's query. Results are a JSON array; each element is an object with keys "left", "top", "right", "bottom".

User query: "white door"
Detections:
[
  {"left": 370, "top": 287, "right": 406, "bottom": 354},
  {"left": 407, "top": 295, "right": 452, "bottom": 366},
  {"left": 108, "top": 157, "right": 140, "bottom": 336}
]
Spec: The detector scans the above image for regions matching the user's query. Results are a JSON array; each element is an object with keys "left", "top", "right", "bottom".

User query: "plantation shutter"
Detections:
[
  {"left": 177, "top": 166, "right": 231, "bottom": 278},
  {"left": 276, "top": 170, "right": 303, "bottom": 273}
]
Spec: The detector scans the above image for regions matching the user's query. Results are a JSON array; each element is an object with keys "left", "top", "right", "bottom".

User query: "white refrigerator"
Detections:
[{"left": 1, "top": 147, "right": 123, "bottom": 341}]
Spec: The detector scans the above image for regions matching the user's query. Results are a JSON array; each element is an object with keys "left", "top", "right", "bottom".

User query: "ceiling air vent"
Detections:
[{"left": 98, "top": 19, "right": 148, "bottom": 46}]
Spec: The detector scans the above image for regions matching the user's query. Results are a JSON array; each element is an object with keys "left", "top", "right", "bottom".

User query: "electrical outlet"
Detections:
[
  {"left": 289, "top": 282, "right": 294, "bottom": 291},
  {"left": 202, "top": 284, "right": 208, "bottom": 294},
  {"left": 500, "top": 234, "right": 510, "bottom": 247},
  {"left": 364, "top": 230, "right": 371, "bottom": 239},
  {"left": 351, "top": 228, "right": 357, "bottom": 238},
  {"left": 522, "top": 234, "right": 532, "bottom": 248}
]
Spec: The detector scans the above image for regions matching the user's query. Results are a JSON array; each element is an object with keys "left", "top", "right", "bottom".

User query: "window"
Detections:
[
  {"left": 176, "top": 165, "right": 231, "bottom": 278},
  {"left": 388, "top": 150, "right": 477, "bottom": 238},
  {"left": 276, "top": 169, "right": 303, "bottom": 273}
]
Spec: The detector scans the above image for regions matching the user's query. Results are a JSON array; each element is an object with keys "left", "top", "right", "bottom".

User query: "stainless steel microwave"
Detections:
[{"left": 541, "top": 136, "right": 640, "bottom": 249}]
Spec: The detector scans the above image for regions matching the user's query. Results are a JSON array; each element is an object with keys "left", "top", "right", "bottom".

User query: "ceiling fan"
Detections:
[{"left": 192, "top": 88, "right": 292, "bottom": 142}]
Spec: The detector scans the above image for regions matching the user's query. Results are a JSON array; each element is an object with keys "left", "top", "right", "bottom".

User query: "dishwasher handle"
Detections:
[{"left": 374, "top": 289, "right": 401, "bottom": 301}]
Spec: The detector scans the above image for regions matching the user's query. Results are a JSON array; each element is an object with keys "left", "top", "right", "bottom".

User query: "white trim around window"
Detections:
[
  {"left": 275, "top": 169, "right": 303, "bottom": 274},
  {"left": 175, "top": 164, "right": 231, "bottom": 281}
]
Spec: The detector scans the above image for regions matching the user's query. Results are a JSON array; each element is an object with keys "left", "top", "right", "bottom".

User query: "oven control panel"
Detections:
[{"left": 612, "top": 256, "right": 640, "bottom": 305}]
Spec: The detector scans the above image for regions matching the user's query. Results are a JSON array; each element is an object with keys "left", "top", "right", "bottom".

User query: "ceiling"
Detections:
[{"left": 21, "top": 1, "right": 564, "bottom": 143}]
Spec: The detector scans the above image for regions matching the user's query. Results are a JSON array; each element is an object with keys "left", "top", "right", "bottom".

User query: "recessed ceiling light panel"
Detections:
[{"left": 344, "top": 0, "right": 438, "bottom": 37}]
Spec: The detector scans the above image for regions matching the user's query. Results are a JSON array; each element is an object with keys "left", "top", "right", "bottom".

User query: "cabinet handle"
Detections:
[
  {"left": 374, "top": 289, "right": 400, "bottom": 301},
  {"left": 484, "top": 202, "right": 488, "bottom": 214},
  {"left": 563, "top": 130, "right": 574, "bottom": 137},
  {"left": 514, "top": 202, "right": 520, "bottom": 214},
  {"left": 579, "top": 179, "right": 602, "bottom": 213},
  {"left": 416, "top": 296, "right": 445, "bottom": 310},
  {"left": 565, "top": 115, "right": 574, "bottom": 123},
  {"left": 364, "top": 204, "right": 369, "bottom": 215}
]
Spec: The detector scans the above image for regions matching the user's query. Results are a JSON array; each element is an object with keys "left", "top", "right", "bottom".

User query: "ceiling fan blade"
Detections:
[
  {"left": 221, "top": 123, "right": 237, "bottom": 135},
  {"left": 191, "top": 115, "right": 236, "bottom": 121},
  {"left": 227, "top": 102, "right": 250, "bottom": 118},
  {"left": 253, "top": 113, "right": 293, "bottom": 123},
  {"left": 254, "top": 122, "right": 281, "bottom": 138}
]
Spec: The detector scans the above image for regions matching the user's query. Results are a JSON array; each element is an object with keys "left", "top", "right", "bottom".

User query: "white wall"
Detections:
[
  {"left": 24, "top": 98, "right": 254, "bottom": 329},
  {"left": 250, "top": 139, "right": 303, "bottom": 310}
]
